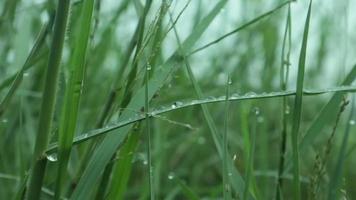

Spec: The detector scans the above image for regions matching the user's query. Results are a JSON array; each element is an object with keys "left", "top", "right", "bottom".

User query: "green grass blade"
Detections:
[
  {"left": 25, "top": 1, "right": 71, "bottom": 199},
  {"left": 243, "top": 109, "right": 258, "bottom": 200},
  {"left": 290, "top": 1, "right": 312, "bottom": 199},
  {"left": 54, "top": 0, "right": 95, "bottom": 199},
  {"left": 223, "top": 76, "right": 232, "bottom": 200},
  {"left": 106, "top": 130, "right": 140, "bottom": 200},
  {"left": 44, "top": 85, "right": 356, "bottom": 153},
  {"left": 69, "top": 1, "right": 228, "bottom": 199}
]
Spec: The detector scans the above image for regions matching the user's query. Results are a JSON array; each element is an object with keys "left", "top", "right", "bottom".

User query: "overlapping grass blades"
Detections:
[
  {"left": 70, "top": 1, "right": 228, "bottom": 199},
  {"left": 26, "top": 1, "right": 71, "bottom": 199},
  {"left": 54, "top": 0, "right": 95, "bottom": 199}
]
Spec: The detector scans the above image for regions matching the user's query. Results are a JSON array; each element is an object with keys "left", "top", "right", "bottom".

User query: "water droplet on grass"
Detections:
[
  {"left": 1, "top": 119, "right": 8, "bottom": 123},
  {"left": 285, "top": 105, "right": 290, "bottom": 114},
  {"left": 233, "top": 154, "right": 237, "bottom": 161},
  {"left": 168, "top": 172, "right": 175, "bottom": 180},
  {"left": 349, "top": 120, "right": 355, "bottom": 125},
  {"left": 46, "top": 153, "right": 58, "bottom": 162}
]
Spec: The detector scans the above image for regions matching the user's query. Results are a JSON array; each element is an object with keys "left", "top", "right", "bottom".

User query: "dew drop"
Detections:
[
  {"left": 175, "top": 101, "right": 183, "bottom": 106},
  {"left": 1, "top": 118, "right": 8, "bottom": 123},
  {"left": 168, "top": 172, "right": 175, "bottom": 180},
  {"left": 228, "top": 172, "right": 232, "bottom": 177},
  {"left": 245, "top": 92, "right": 256, "bottom": 97},
  {"left": 146, "top": 64, "right": 152, "bottom": 71},
  {"left": 233, "top": 154, "right": 237, "bottom": 161},
  {"left": 143, "top": 160, "right": 148, "bottom": 165},
  {"left": 254, "top": 107, "right": 260, "bottom": 115},
  {"left": 349, "top": 120, "right": 355, "bottom": 125},
  {"left": 46, "top": 153, "right": 58, "bottom": 162},
  {"left": 228, "top": 77, "right": 232, "bottom": 85},
  {"left": 171, "top": 104, "right": 177, "bottom": 109},
  {"left": 285, "top": 105, "right": 290, "bottom": 114},
  {"left": 23, "top": 72, "right": 30, "bottom": 77}
]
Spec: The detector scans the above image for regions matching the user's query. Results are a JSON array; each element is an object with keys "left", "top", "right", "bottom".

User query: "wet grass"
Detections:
[{"left": 0, "top": 0, "right": 355, "bottom": 199}]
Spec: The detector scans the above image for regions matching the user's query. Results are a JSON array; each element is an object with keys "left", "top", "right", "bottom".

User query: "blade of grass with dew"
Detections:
[
  {"left": 25, "top": 1, "right": 71, "bottom": 199},
  {"left": 54, "top": 0, "right": 95, "bottom": 199},
  {"left": 44, "top": 84, "right": 356, "bottom": 153},
  {"left": 223, "top": 76, "right": 232, "bottom": 200},
  {"left": 327, "top": 96, "right": 355, "bottom": 200},
  {"left": 0, "top": 21, "right": 51, "bottom": 117},
  {"left": 240, "top": 104, "right": 259, "bottom": 199},
  {"left": 70, "top": 1, "right": 228, "bottom": 199},
  {"left": 290, "top": 1, "right": 312, "bottom": 199},
  {"left": 169, "top": 11, "right": 252, "bottom": 199},
  {"left": 145, "top": 58, "right": 154, "bottom": 200}
]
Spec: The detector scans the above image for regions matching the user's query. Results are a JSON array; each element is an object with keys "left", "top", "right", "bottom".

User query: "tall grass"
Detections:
[{"left": 0, "top": 0, "right": 356, "bottom": 199}]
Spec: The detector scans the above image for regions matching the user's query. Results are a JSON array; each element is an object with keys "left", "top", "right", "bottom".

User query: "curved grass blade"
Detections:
[
  {"left": 54, "top": 0, "right": 95, "bottom": 199},
  {"left": 25, "top": 1, "right": 71, "bottom": 199},
  {"left": 44, "top": 85, "right": 356, "bottom": 153},
  {"left": 290, "top": 1, "right": 312, "bottom": 199},
  {"left": 69, "top": 1, "right": 228, "bottom": 199}
]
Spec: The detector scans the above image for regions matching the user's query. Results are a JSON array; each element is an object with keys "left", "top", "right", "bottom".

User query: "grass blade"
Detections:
[
  {"left": 290, "top": 1, "right": 312, "bottom": 199},
  {"left": 43, "top": 84, "right": 356, "bottom": 153},
  {"left": 223, "top": 76, "right": 232, "bottom": 200},
  {"left": 106, "top": 129, "right": 140, "bottom": 200},
  {"left": 25, "top": 1, "right": 71, "bottom": 199},
  {"left": 54, "top": 0, "right": 95, "bottom": 199}
]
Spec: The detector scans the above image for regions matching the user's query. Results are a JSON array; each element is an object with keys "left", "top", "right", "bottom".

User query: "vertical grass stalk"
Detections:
[
  {"left": 54, "top": 0, "right": 95, "bottom": 199},
  {"left": 290, "top": 1, "right": 312, "bottom": 199},
  {"left": 145, "top": 62, "right": 154, "bottom": 199},
  {"left": 26, "top": 1, "right": 71, "bottom": 199},
  {"left": 223, "top": 76, "right": 232, "bottom": 200}
]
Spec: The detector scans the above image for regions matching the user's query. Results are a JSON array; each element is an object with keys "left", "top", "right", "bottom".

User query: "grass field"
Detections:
[{"left": 0, "top": 0, "right": 355, "bottom": 199}]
